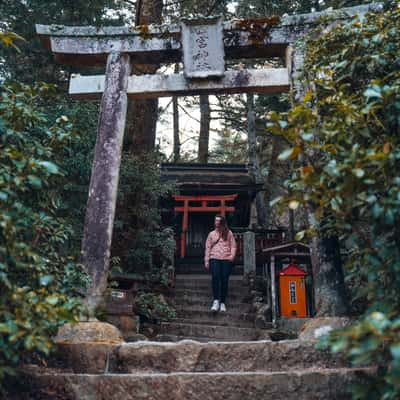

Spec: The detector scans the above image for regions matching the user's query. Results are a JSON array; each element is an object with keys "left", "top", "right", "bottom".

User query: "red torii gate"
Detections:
[{"left": 173, "top": 194, "right": 238, "bottom": 258}]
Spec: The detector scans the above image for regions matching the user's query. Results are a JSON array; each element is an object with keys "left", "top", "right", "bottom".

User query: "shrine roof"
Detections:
[
  {"left": 262, "top": 241, "right": 310, "bottom": 253},
  {"left": 280, "top": 263, "right": 307, "bottom": 276},
  {"left": 161, "top": 163, "right": 259, "bottom": 193}
]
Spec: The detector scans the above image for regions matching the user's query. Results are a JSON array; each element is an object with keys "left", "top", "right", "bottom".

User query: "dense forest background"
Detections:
[{"left": 0, "top": 1, "right": 399, "bottom": 398}]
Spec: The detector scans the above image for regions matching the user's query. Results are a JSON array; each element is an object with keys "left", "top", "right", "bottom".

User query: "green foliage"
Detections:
[
  {"left": 0, "top": 0, "right": 131, "bottom": 83},
  {"left": 234, "top": 0, "right": 371, "bottom": 17},
  {"left": 112, "top": 152, "right": 175, "bottom": 274},
  {"left": 111, "top": 152, "right": 176, "bottom": 324},
  {"left": 319, "top": 312, "right": 400, "bottom": 400},
  {"left": 0, "top": 0, "right": 123, "bottom": 262},
  {"left": 210, "top": 127, "right": 248, "bottom": 163},
  {"left": 135, "top": 292, "right": 176, "bottom": 323},
  {"left": 49, "top": 99, "right": 99, "bottom": 255},
  {"left": 0, "top": 82, "right": 86, "bottom": 386},
  {"left": 0, "top": 31, "right": 25, "bottom": 52},
  {"left": 143, "top": 264, "right": 175, "bottom": 291},
  {"left": 267, "top": 3, "right": 400, "bottom": 398}
]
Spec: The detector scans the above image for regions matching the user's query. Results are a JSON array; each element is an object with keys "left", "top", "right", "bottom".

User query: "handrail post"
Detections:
[{"left": 243, "top": 231, "right": 256, "bottom": 285}]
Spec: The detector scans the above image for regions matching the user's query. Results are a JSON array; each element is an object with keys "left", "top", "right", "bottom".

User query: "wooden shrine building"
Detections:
[
  {"left": 161, "top": 163, "right": 286, "bottom": 264},
  {"left": 161, "top": 163, "right": 258, "bottom": 259}
]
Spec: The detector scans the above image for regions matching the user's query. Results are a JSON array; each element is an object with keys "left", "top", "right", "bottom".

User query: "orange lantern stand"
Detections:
[{"left": 279, "top": 263, "right": 308, "bottom": 318}]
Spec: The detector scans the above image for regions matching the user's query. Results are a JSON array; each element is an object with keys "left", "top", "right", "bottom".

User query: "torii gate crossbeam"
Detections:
[{"left": 36, "top": 4, "right": 380, "bottom": 66}]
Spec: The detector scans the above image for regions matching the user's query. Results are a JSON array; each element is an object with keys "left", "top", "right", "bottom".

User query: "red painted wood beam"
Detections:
[
  {"left": 173, "top": 194, "right": 238, "bottom": 202},
  {"left": 174, "top": 206, "right": 235, "bottom": 213},
  {"left": 221, "top": 200, "right": 226, "bottom": 217},
  {"left": 181, "top": 200, "right": 189, "bottom": 258}
]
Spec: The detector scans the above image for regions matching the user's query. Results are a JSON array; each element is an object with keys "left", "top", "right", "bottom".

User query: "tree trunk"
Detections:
[
  {"left": 198, "top": 95, "right": 210, "bottom": 163},
  {"left": 173, "top": 64, "right": 180, "bottom": 162},
  {"left": 173, "top": 97, "right": 180, "bottom": 162},
  {"left": 127, "top": 0, "right": 162, "bottom": 154},
  {"left": 247, "top": 93, "right": 267, "bottom": 227},
  {"left": 308, "top": 212, "right": 348, "bottom": 316},
  {"left": 263, "top": 135, "right": 283, "bottom": 225}
]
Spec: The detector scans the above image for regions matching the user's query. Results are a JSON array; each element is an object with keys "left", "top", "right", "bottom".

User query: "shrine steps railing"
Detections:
[{"left": 174, "top": 228, "right": 287, "bottom": 261}]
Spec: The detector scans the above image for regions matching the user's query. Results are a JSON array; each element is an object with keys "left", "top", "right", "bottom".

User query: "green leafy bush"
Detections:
[
  {"left": 319, "top": 312, "right": 400, "bottom": 400},
  {"left": 112, "top": 152, "right": 175, "bottom": 273},
  {"left": 111, "top": 152, "right": 176, "bottom": 324},
  {"left": 135, "top": 292, "right": 176, "bottom": 323},
  {"left": 0, "top": 82, "right": 86, "bottom": 386},
  {"left": 267, "top": 2, "right": 400, "bottom": 398}
]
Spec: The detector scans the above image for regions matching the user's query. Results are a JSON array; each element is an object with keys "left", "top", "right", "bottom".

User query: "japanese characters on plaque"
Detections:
[{"left": 181, "top": 16, "right": 225, "bottom": 79}]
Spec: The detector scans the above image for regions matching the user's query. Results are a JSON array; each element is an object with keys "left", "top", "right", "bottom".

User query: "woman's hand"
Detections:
[{"left": 205, "top": 261, "right": 209, "bottom": 270}]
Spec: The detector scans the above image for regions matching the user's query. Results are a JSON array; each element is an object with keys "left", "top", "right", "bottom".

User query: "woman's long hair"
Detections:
[{"left": 215, "top": 215, "right": 229, "bottom": 240}]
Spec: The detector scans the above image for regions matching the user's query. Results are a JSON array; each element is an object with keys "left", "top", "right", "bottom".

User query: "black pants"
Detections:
[{"left": 210, "top": 258, "right": 233, "bottom": 303}]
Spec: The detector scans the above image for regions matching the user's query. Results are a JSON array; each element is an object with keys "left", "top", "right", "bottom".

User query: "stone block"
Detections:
[
  {"left": 56, "top": 343, "right": 118, "bottom": 374},
  {"left": 55, "top": 321, "right": 124, "bottom": 344},
  {"left": 114, "top": 339, "right": 346, "bottom": 374},
  {"left": 299, "top": 317, "right": 352, "bottom": 341},
  {"left": 53, "top": 321, "right": 124, "bottom": 374},
  {"left": 105, "top": 315, "right": 140, "bottom": 337},
  {"left": 22, "top": 365, "right": 374, "bottom": 400}
]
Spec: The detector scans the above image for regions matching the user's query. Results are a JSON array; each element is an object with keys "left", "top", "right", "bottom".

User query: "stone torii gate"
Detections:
[{"left": 36, "top": 3, "right": 380, "bottom": 316}]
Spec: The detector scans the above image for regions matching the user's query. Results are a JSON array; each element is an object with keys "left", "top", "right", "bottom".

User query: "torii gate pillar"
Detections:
[{"left": 82, "top": 52, "right": 131, "bottom": 314}]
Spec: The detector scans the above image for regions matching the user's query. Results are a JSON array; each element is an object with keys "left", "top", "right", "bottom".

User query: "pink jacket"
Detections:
[{"left": 204, "top": 229, "right": 237, "bottom": 265}]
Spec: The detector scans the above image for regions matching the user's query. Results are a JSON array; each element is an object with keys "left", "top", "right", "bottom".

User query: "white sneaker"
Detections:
[
  {"left": 211, "top": 300, "right": 220, "bottom": 312},
  {"left": 220, "top": 303, "right": 227, "bottom": 312}
]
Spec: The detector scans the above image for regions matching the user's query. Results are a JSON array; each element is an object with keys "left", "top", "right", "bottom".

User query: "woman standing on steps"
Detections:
[{"left": 204, "top": 215, "right": 237, "bottom": 313}]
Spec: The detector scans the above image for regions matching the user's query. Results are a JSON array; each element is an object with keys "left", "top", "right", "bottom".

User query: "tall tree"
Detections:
[
  {"left": 172, "top": 95, "right": 181, "bottom": 162},
  {"left": 198, "top": 95, "right": 211, "bottom": 163},
  {"left": 171, "top": 63, "right": 181, "bottom": 162},
  {"left": 127, "top": 0, "right": 163, "bottom": 154},
  {"left": 247, "top": 93, "right": 268, "bottom": 227}
]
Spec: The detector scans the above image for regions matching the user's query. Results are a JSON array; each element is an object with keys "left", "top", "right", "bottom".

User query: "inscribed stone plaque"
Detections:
[{"left": 181, "top": 16, "right": 225, "bottom": 79}]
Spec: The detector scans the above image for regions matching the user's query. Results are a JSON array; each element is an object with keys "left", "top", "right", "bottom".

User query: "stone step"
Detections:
[
  {"left": 160, "top": 322, "right": 270, "bottom": 341},
  {"left": 114, "top": 340, "right": 348, "bottom": 374},
  {"left": 175, "top": 309, "right": 257, "bottom": 326},
  {"left": 175, "top": 265, "right": 244, "bottom": 275},
  {"left": 174, "top": 270, "right": 245, "bottom": 277},
  {"left": 154, "top": 334, "right": 220, "bottom": 343},
  {"left": 172, "top": 289, "right": 247, "bottom": 302},
  {"left": 175, "top": 274, "right": 244, "bottom": 281},
  {"left": 157, "top": 329, "right": 296, "bottom": 343},
  {"left": 172, "top": 317, "right": 255, "bottom": 328},
  {"left": 174, "top": 284, "right": 245, "bottom": 293},
  {"left": 175, "top": 302, "right": 253, "bottom": 314},
  {"left": 171, "top": 297, "right": 251, "bottom": 310},
  {"left": 174, "top": 276, "right": 245, "bottom": 290},
  {"left": 24, "top": 366, "right": 372, "bottom": 400}
]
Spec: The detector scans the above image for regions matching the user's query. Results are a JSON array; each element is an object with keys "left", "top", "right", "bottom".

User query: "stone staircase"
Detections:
[
  {"left": 21, "top": 339, "right": 372, "bottom": 399},
  {"left": 16, "top": 271, "right": 373, "bottom": 399},
  {"left": 159, "top": 273, "right": 271, "bottom": 341},
  {"left": 175, "top": 257, "right": 244, "bottom": 275}
]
